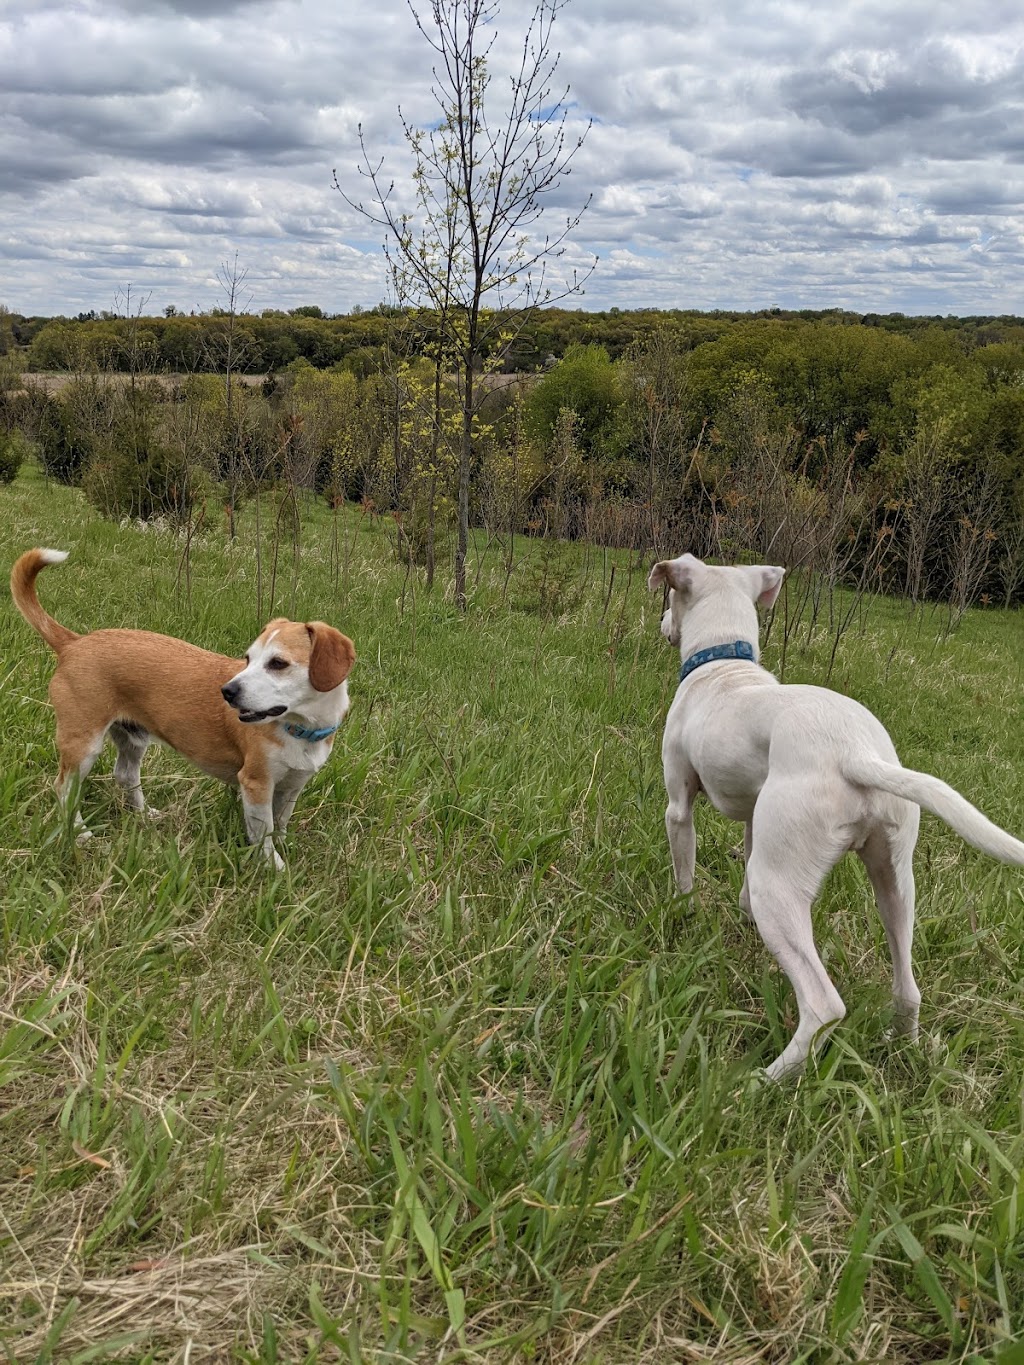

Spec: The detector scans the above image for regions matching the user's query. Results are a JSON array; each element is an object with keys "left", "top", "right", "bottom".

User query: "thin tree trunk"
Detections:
[{"left": 456, "top": 356, "right": 473, "bottom": 611}]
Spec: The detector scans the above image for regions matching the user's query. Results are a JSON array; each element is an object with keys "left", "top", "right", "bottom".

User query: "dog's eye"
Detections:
[{"left": 266, "top": 657, "right": 290, "bottom": 671}]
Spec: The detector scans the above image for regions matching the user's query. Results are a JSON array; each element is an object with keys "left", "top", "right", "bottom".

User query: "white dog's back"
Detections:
[{"left": 666, "top": 666, "right": 904, "bottom": 839}]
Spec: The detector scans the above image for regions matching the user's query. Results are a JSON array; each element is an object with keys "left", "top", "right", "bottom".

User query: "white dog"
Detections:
[
  {"left": 649, "top": 552, "right": 1024, "bottom": 1080},
  {"left": 11, "top": 547, "right": 355, "bottom": 870}
]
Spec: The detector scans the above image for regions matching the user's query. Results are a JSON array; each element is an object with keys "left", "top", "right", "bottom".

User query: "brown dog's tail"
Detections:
[{"left": 10, "top": 548, "right": 79, "bottom": 655}]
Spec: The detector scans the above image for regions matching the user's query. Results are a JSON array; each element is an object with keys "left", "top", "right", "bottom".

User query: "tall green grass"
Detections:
[{"left": 3, "top": 464, "right": 1024, "bottom": 1362}]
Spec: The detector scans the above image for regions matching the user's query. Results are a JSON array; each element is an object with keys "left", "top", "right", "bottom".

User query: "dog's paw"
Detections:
[
  {"left": 739, "top": 1070, "right": 768, "bottom": 1098},
  {"left": 75, "top": 828, "right": 94, "bottom": 845},
  {"left": 761, "top": 1056, "right": 805, "bottom": 1084}
]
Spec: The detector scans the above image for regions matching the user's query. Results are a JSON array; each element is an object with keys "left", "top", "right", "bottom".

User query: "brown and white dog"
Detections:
[{"left": 11, "top": 547, "right": 356, "bottom": 869}]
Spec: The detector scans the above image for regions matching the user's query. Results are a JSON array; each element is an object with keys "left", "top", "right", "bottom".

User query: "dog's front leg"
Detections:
[
  {"left": 664, "top": 764, "right": 700, "bottom": 894},
  {"left": 273, "top": 772, "right": 310, "bottom": 834},
  {"left": 239, "top": 766, "right": 284, "bottom": 871}
]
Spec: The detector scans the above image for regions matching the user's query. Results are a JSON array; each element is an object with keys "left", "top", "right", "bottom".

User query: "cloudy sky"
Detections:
[{"left": 2, "top": 0, "right": 1023, "bottom": 319}]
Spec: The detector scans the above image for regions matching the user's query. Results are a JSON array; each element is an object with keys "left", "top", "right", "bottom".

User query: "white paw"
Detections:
[
  {"left": 263, "top": 845, "right": 285, "bottom": 872},
  {"left": 739, "top": 1071, "right": 768, "bottom": 1097},
  {"left": 762, "top": 1056, "right": 804, "bottom": 1084},
  {"left": 75, "top": 828, "right": 94, "bottom": 845}
]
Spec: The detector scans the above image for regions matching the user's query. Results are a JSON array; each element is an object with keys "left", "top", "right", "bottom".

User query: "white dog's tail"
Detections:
[
  {"left": 10, "top": 548, "right": 79, "bottom": 655},
  {"left": 844, "top": 753, "right": 1024, "bottom": 866}
]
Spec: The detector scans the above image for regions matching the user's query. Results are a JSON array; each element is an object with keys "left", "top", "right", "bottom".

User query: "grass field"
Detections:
[{"left": 3, "top": 464, "right": 1024, "bottom": 1363}]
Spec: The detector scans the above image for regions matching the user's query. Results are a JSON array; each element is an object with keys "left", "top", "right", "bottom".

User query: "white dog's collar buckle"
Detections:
[{"left": 679, "top": 640, "right": 756, "bottom": 684}]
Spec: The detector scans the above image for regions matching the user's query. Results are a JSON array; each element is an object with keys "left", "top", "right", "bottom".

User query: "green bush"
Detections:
[
  {"left": 525, "top": 343, "right": 622, "bottom": 458},
  {"left": 81, "top": 393, "right": 200, "bottom": 523},
  {"left": 82, "top": 433, "right": 199, "bottom": 523},
  {"left": 36, "top": 393, "right": 97, "bottom": 484},
  {"left": 0, "top": 429, "right": 29, "bottom": 484}
]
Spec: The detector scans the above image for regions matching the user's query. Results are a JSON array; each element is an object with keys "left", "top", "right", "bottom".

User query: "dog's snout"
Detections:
[{"left": 221, "top": 681, "right": 240, "bottom": 706}]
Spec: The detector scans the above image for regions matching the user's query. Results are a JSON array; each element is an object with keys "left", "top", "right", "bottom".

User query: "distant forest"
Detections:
[
  {"left": 8, "top": 302, "right": 1024, "bottom": 378},
  {"left": 3, "top": 304, "right": 1024, "bottom": 610}
]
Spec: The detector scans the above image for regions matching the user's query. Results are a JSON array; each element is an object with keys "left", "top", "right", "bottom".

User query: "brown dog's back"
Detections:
[
  {"left": 12, "top": 549, "right": 256, "bottom": 781},
  {"left": 50, "top": 629, "right": 253, "bottom": 782}
]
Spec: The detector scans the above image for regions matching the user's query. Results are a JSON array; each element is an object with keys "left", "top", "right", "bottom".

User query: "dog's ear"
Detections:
[
  {"left": 306, "top": 623, "right": 356, "bottom": 692},
  {"left": 648, "top": 554, "right": 703, "bottom": 595},
  {"left": 648, "top": 561, "right": 673, "bottom": 591},
  {"left": 747, "top": 565, "right": 785, "bottom": 608}
]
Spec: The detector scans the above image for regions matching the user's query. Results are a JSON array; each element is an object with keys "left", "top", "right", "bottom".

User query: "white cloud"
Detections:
[{"left": 1, "top": 0, "right": 1023, "bottom": 317}]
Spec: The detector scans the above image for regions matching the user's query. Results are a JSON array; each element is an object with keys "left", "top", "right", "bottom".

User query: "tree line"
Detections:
[
  {"left": 7, "top": 302, "right": 1024, "bottom": 378},
  {"left": 2, "top": 304, "right": 1024, "bottom": 612}
]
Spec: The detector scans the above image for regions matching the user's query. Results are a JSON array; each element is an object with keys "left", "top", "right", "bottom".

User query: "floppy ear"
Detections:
[
  {"left": 306, "top": 623, "right": 356, "bottom": 692},
  {"left": 748, "top": 566, "right": 785, "bottom": 608},
  {"left": 648, "top": 554, "right": 703, "bottom": 594}
]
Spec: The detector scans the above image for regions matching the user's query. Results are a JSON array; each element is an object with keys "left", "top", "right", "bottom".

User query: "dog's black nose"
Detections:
[{"left": 221, "top": 682, "right": 240, "bottom": 706}]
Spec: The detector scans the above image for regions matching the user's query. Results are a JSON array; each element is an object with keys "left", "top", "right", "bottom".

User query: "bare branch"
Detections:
[{"left": 334, "top": 0, "right": 594, "bottom": 609}]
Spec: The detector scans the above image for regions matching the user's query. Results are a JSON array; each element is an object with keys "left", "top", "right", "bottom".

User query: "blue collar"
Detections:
[
  {"left": 679, "top": 640, "right": 756, "bottom": 684},
  {"left": 283, "top": 720, "right": 339, "bottom": 743}
]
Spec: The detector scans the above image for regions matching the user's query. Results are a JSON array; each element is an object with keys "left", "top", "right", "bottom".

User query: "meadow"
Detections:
[{"left": 2, "top": 464, "right": 1024, "bottom": 1363}]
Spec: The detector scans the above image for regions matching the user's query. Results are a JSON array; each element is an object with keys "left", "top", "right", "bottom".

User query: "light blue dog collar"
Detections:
[
  {"left": 283, "top": 720, "right": 339, "bottom": 742},
  {"left": 679, "top": 640, "right": 756, "bottom": 684}
]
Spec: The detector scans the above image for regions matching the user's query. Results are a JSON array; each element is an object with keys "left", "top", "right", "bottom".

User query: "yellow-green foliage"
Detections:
[{"left": 290, "top": 364, "right": 361, "bottom": 492}]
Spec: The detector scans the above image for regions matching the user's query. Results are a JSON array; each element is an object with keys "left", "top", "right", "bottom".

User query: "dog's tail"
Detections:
[
  {"left": 10, "top": 548, "right": 79, "bottom": 655},
  {"left": 844, "top": 753, "right": 1024, "bottom": 866}
]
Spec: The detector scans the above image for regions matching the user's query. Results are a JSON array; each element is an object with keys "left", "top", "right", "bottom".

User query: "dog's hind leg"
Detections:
[
  {"left": 55, "top": 730, "right": 106, "bottom": 841},
  {"left": 738, "top": 820, "right": 754, "bottom": 918},
  {"left": 50, "top": 673, "right": 109, "bottom": 840},
  {"left": 747, "top": 790, "right": 847, "bottom": 1080},
  {"left": 859, "top": 818, "right": 922, "bottom": 1044},
  {"left": 110, "top": 721, "right": 153, "bottom": 814}
]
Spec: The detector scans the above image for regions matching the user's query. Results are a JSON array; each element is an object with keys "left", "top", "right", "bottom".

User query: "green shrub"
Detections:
[
  {"left": 0, "top": 428, "right": 29, "bottom": 484},
  {"left": 82, "top": 390, "right": 201, "bottom": 523},
  {"left": 82, "top": 437, "right": 198, "bottom": 523},
  {"left": 36, "top": 393, "right": 97, "bottom": 484},
  {"left": 525, "top": 343, "right": 622, "bottom": 458}
]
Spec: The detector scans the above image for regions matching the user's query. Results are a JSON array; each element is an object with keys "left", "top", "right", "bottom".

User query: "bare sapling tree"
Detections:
[
  {"left": 997, "top": 483, "right": 1024, "bottom": 607},
  {"left": 337, "top": 0, "right": 594, "bottom": 609},
  {"left": 945, "top": 465, "right": 1000, "bottom": 631},
  {"left": 113, "top": 285, "right": 157, "bottom": 495},
  {"left": 895, "top": 415, "right": 955, "bottom": 606},
  {"left": 205, "top": 254, "right": 257, "bottom": 541},
  {"left": 620, "top": 328, "right": 691, "bottom": 555},
  {"left": 115, "top": 283, "right": 154, "bottom": 391},
  {"left": 84, "top": 283, "right": 182, "bottom": 524}
]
